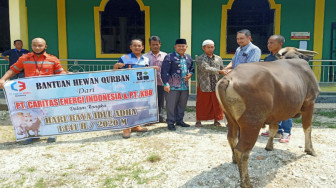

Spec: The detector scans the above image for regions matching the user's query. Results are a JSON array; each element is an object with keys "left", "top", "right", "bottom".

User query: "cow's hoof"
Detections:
[
  {"left": 305, "top": 149, "right": 317, "bottom": 156},
  {"left": 232, "top": 156, "right": 237, "bottom": 164},
  {"left": 265, "top": 147, "right": 273, "bottom": 151},
  {"left": 240, "top": 182, "right": 252, "bottom": 188}
]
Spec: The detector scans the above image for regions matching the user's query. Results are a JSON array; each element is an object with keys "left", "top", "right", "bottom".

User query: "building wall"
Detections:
[
  {"left": 192, "top": 0, "right": 318, "bottom": 59},
  {"left": 143, "top": 0, "right": 180, "bottom": 54},
  {"left": 26, "top": 0, "right": 59, "bottom": 57},
  {"left": 323, "top": 0, "right": 336, "bottom": 60},
  {"left": 27, "top": 0, "right": 180, "bottom": 60},
  {"left": 66, "top": 0, "right": 100, "bottom": 59},
  {"left": 278, "top": 0, "right": 316, "bottom": 50},
  {"left": 22, "top": 0, "right": 334, "bottom": 61},
  {"left": 192, "top": 0, "right": 224, "bottom": 57}
]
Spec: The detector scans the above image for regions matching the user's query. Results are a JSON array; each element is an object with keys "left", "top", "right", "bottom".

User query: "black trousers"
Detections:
[
  {"left": 157, "top": 85, "right": 165, "bottom": 121},
  {"left": 165, "top": 90, "right": 189, "bottom": 125}
]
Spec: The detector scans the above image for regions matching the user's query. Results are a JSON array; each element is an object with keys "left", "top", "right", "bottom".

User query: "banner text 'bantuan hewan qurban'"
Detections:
[{"left": 4, "top": 68, "right": 158, "bottom": 141}]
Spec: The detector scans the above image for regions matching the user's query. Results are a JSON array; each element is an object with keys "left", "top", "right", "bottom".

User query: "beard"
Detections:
[{"left": 33, "top": 49, "right": 46, "bottom": 55}]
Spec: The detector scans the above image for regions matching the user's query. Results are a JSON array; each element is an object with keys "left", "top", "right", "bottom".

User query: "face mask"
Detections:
[{"left": 33, "top": 49, "right": 46, "bottom": 55}]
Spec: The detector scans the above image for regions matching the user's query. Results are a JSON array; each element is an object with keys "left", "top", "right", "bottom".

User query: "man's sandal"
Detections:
[
  {"left": 214, "top": 121, "right": 221, "bottom": 127},
  {"left": 195, "top": 121, "right": 202, "bottom": 127}
]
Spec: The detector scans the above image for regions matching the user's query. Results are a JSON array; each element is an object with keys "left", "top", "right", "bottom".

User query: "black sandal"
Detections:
[
  {"left": 195, "top": 121, "right": 202, "bottom": 127},
  {"left": 214, "top": 121, "right": 221, "bottom": 127}
]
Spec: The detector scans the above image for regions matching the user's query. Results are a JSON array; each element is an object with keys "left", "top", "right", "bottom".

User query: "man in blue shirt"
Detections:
[
  {"left": 260, "top": 34, "right": 293, "bottom": 143},
  {"left": 1, "top": 40, "right": 29, "bottom": 79},
  {"left": 161, "top": 39, "right": 194, "bottom": 131},
  {"left": 223, "top": 29, "right": 261, "bottom": 74},
  {"left": 113, "top": 39, "right": 149, "bottom": 139}
]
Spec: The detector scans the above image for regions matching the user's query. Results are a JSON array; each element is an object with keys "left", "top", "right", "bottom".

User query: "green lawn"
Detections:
[{"left": 320, "top": 84, "right": 336, "bottom": 92}]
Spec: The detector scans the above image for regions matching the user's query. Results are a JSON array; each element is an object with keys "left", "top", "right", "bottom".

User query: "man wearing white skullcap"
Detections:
[
  {"left": 195, "top": 39, "right": 226, "bottom": 127},
  {"left": 202, "top": 39, "right": 214, "bottom": 47}
]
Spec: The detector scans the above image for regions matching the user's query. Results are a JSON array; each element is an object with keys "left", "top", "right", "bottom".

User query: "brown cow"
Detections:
[{"left": 215, "top": 47, "right": 319, "bottom": 188}]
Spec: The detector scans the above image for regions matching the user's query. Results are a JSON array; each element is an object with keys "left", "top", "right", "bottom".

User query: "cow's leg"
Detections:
[
  {"left": 235, "top": 125, "right": 260, "bottom": 188},
  {"left": 228, "top": 124, "right": 239, "bottom": 163},
  {"left": 265, "top": 123, "right": 279, "bottom": 151},
  {"left": 225, "top": 113, "right": 239, "bottom": 163},
  {"left": 301, "top": 104, "right": 316, "bottom": 156}
]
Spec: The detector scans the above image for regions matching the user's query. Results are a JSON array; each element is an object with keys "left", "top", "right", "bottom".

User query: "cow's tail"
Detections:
[{"left": 215, "top": 77, "right": 230, "bottom": 113}]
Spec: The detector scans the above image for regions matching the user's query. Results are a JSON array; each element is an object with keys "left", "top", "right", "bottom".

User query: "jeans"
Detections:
[{"left": 278, "top": 118, "right": 292, "bottom": 134}]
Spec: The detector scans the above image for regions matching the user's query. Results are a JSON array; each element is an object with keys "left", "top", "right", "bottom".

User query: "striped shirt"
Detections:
[
  {"left": 10, "top": 52, "right": 65, "bottom": 77},
  {"left": 144, "top": 51, "right": 167, "bottom": 86},
  {"left": 118, "top": 52, "right": 149, "bottom": 68}
]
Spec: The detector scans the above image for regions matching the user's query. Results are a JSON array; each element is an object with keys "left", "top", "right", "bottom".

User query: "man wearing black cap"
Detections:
[{"left": 161, "top": 39, "right": 194, "bottom": 131}]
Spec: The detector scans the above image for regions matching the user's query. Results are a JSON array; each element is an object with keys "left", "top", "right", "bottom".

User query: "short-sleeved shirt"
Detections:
[
  {"left": 264, "top": 53, "right": 276, "bottom": 61},
  {"left": 10, "top": 52, "right": 65, "bottom": 77},
  {"left": 144, "top": 51, "right": 167, "bottom": 86},
  {"left": 232, "top": 42, "right": 261, "bottom": 69},
  {"left": 118, "top": 52, "right": 149, "bottom": 68},
  {"left": 1, "top": 48, "right": 30, "bottom": 69}
]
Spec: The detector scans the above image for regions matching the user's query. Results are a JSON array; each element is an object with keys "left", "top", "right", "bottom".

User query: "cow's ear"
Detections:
[
  {"left": 299, "top": 53, "right": 312, "bottom": 62},
  {"left": 297, "top": 49, "right": 318, "bottom": 57}
]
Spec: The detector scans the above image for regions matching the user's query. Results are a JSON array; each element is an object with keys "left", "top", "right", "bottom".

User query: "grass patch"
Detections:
[
  {"left": 327, "top": 124, "right": 336, "bottom": 129},
  {"left": 103, "top": 174, "right": 129, "bottom": 188},
  {"left": 66, "top": 164, "right": 74, "bottom": 169},
  {"left": 45, "top": 146, "right": 55, "bottom": 150},
  {"left": 132, "top": 168, "right": 150, "bottom": 184},
  {"left": 27, "top": 167, "right": 36, "bottom": 172},
  {"left": 15, "top": 175, "right": 26, "bottom": 186},
  {"left": 52, "top": 179, "right": 66, "bottom": 187},
  {"left": 103, "top": 177, "right": 119, "bottom": 188},
  {"left": 312, "top": 120, "right": 336, "bottom": 128},
  {"left": 105, "top": 165, "right": 153, "bottom": 186},
  {"left": 320, "top": 85, "right": 336, "bottom": 92},
  {"left": 186, "top": 107, "right": 196, "bottom": 112},
  {"left": 34, "top": 178, "right": 46, "bottom": 188},
  {"left": 317, "top": 110, "right": 336, "bottom": 118},
  {"left": 85, "top": 166, "right": 98, "bottom": 173},
  {"left": 41, "top": 153, "right": 54, "bottom": 158},
  {"left": 292, "top": 118, "right": 302, "bottom": 124},
  {"left": 115, "top": 165, "right": 133, "bottom": 171},
  {"left": 201, "top": 124, "right": 227, "bottom": 132},
  {"left": 146, "top": 153, "right": 161, "bottom": 163},
  {"left": 312, "top": 120, "right": 323, "bottom": 127},
  {"left": 112, "top": 174, "right": 126, "bottom": 181}
]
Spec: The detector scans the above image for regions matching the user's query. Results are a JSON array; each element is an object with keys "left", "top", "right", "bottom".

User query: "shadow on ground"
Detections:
[{"left": 181, "top": 146, "right": 307, "bottom": 188}]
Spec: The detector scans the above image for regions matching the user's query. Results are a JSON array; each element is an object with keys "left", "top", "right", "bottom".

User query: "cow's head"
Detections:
[{"left": 275, "top": 47, "right": 318, "bottom": 61}]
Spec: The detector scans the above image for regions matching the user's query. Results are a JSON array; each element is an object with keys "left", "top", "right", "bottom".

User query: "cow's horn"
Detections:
[
  {"left": 297, "top": 49, "right": 319, "bottom": 56},
  {"left": 277, "top": 48, "right": 288, "bottom": 56}
]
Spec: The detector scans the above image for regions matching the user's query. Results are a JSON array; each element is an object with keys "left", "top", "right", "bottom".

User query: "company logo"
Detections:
[
  {"left": 11, "top": 81, "right": 26, "bottom": 92},
  {"left": 136, "top": 71, "right": 149, "bottom": 80}
]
